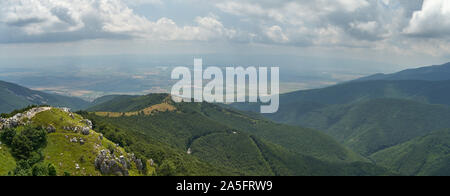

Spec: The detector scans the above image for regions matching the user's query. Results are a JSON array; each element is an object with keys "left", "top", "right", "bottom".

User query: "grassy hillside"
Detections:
[
  {"left": 0, "top": 145, "right": 15, "bottom": 175},
  {"left": 85, "top": 94, "right": 392, "bottom": 176},
  {"left": 87, "top": 94, "right": 168, "bottom": 112},
  {"left": 0, "top": 107, "right": 153, "bottom": 176},
  {"left": 371, "top": 129, "right": 450, "bottom": 176},
  {"left": 0, "top": 80, "right": 90, "bottom": 113}
]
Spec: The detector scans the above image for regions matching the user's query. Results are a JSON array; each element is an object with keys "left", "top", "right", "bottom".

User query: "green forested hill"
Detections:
[
  {"left": 371, "top": 130, "right": 450, "bottom": 176},
  {"left": 276, "top": 79, "right": 450, "bottom": 107},
  {"left": 84, "top": 94, "right": 393, "bottom": 176},
  {"left": 0, "top": 80, "right": 90, "bottom": 113},
  {"left": 234, "top": 79, "right": 450, "bottom": 116},
  {"left": 271, "top": 98, "right": 450, "bottom": 156},
  {"left": 232, "top": 80, "right": 450, "bottom": 155},
  {"left": 87, "top": 94, "right": 168, "bottom": 112},
  {"left": 229, "top": 78, "right": 450, "bottom": 176},
  {"left": 356, "top": 62, "right": 450, "bottom": 81},
  {"left": 310, "top": 99, "right": 450, "bottom": 155}
]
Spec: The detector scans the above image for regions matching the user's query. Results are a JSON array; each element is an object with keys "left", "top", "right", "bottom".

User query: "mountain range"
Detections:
[
  {"left": 232, "top": 62, "right": 450, "bottom": 175},
  {"left": 2, "top": 61, "right": 450, "bottom": 176},
  {"left": 0, "top": 80, "right": 90, "bottom": 114},
  {"left": 356, "top": 62, "right": 450, "bottom": 81}
]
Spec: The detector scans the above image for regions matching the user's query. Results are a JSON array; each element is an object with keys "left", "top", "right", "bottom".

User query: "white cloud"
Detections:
[
  {"left": 350, "top": 21, "right": 378, "bottom": 33},
  {"left": 265, "top": 25, "right": 289, "bottom": 43},
  {"left": 403, "top": 0, "right": 450, "bottom": 37},
  {"left": 0, "top": 0, "right": 449, "bottom": 59},
  {"left": 126, "top": 0, "right": 163, "bottom": 6},
  {"left": 0, "top": 0, "right": 238, "bottom": 43}
]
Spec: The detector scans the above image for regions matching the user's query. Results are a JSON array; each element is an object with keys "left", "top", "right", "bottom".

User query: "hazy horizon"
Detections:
[{"left": 1, "top": 0, "right": 450, "bottom": 99}]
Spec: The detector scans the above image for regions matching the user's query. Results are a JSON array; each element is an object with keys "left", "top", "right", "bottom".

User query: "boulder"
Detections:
[
  {"left": 81, "top": 119, "right": 93, "bottom": 129},
  {"left": 46, "top": 125, "right": 56, "bottom": 133},
  {"left": 135, "top": 159, "right": 144, "bottom": 171},
  {"left": 94, "top": 150, "right": 129, "bottom": 176},
  {"left": 149, "top": 159, "right": 154, "bottom": 166},
  {"left": 81, "top": 127, "right": 90, "bottom": 135}
]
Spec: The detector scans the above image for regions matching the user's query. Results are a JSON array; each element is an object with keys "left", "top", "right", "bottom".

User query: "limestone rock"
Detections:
[
  {"left": 95, "top": 149, "right": 129, "bottom": 176},
  {"left": 46, "top": 125, "right": 56, "bottom": 133},
  {"left": 81, "top": 127, "right": 90, "bottom": 135},
  {"left": 70, "top": 137, "right": 78, "bottom": 143}
]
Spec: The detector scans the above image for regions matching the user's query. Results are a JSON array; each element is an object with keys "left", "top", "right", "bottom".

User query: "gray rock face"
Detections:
[
  {"left": 95, "top": 149, "right": 129, "bottom": 176},
  {"left": 135, "top": 159, "right": 144, "bottom": 171},
  {"left": 61, "top": 107, "right": 71, "bottom": 113},
  {"left": 63, "top": 125, "right": 90, "bottom": 135},
  {"left": 0, "top": 118, "right": 5, "bottom": 130},
  {"left": 0, "top": 107, "right": 52, "bottom": 130},
  {"left": 1, "top": 116, "right": 20, "bottom": 129},
  {"left": 129, "top": 153, "right": 145, "bottom": 171},
  {"left": 81, "top": 119, "right": 93, "bottom": 129},
  {"left": 81, "top": 127, "right": 90, "bottom": 135},
  {"left": 70, "top": 137, "right": 78, "bottom": 143},
  {"left": 47, "top": 125, "right": 56, "bottom": 133},
  {"left": 149, "top": 159, "right": 154, "bottom": 166}
]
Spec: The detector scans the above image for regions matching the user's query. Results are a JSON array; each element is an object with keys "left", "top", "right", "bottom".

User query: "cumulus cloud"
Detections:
[
  {"left": 403, "top": 0, "right": 450, "bottom": 38},
  {"left": 265, "top": 25, "right": 289, "bottom": 43},
  {"left": 0, "top": 0, "right": 449, "bottom": 58},
  {"left": 0, "top": 0, "right": 238, "bottom": 43}
]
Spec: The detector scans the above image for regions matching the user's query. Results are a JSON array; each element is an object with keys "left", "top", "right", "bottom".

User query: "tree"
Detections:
[
  {"left": 13, "top": 160, "right": 32, "bottom": 176},
  {"left": 32, "top": 163, "right": 49, "bottom": 176},
  {"left": 63, "top": 171, "right": 71, "bottom": 176},
  {"left": 157, "top": 160, "right": 176, "bottom": 176},
  {"left": 48, "top": 164, "right": 57, "bottom": 176},
  {"left": 0, "top": 128, "right": 16, "bottom": 145},
  {"left": 11, "top": 134, "right": 33, "bottom": 160},
  {"left": 22, "top": 126, "right": 47, "bottom": 149}
]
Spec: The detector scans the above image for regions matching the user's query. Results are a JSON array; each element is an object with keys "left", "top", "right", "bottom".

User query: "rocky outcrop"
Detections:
[
  {"left": 81, "top": 127, "right": 90, "bottom": 135},
  {"left": 0, "top": 107, "right": 51, "bottom": 130},
  {"left": 81, "top": 119, "right": 93, "bottom": 129},
  {"left": 70, "top": 137, "right": 78, "bottom": 143},
  {"left": 129, "top": 153, "right": 144, "bottom": 171},
  {"left": 1, "top": 114, "right": 21, "bottom": 129},
  {"left": 63, "top": 125, "right": 90, "bottom": 135},
  {"left": 47, "top": 125, "right": 56, "bottom": 133},
  {"left": 94, "top": 149, "right": 129, "bottom": 176}
]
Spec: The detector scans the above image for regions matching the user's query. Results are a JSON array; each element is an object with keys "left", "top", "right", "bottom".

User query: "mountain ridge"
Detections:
[
  {"left": 356, "top": 62, "right": 450, "bottom": 81},
  {"left": 83, "top": 93, "right": 393, "bottom": 176},
  {"left": 0, "top": 80, "right": 90, "bottom": 114}
]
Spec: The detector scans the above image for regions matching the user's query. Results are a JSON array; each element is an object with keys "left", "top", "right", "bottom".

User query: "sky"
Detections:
[{"left": 0, "top": 0, "right": 449, "bottom": 70}]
